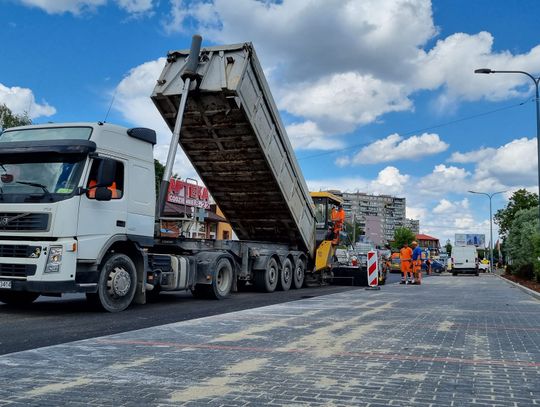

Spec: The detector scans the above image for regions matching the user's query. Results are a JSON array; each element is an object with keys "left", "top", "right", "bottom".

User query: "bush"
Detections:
[{"left": 505, "top": 207, "right": 540, "bottom": 282}]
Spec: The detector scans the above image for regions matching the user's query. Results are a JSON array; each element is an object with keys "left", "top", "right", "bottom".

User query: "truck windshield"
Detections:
[
  {"left": 0, "top": 127, "right": 92, "bottom": 142},
  {"left": 0, "top": 160, "right": 85, "bottom": 203}
]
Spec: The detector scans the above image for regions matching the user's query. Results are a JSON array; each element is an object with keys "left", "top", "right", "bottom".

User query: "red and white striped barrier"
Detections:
[{"left": 367, "top": 250, "right": 379, "bottom": 288}]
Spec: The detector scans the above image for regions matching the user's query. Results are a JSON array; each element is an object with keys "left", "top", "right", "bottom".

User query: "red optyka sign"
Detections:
[{"left": 167, "top": 178, "right": 210, "bottom": 209}]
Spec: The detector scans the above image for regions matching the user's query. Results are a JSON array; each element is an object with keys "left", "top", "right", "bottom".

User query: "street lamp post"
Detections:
[
  {"left": 468, "top": 190, "right": 506, "bottom": 273},
  {"left": 474, "top": 68, "right": 540, "bottom": 227}
]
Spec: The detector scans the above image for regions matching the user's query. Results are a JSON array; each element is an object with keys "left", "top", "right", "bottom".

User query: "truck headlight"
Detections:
[{"left": 45, "top": 246, "right": 63, "bottom": 273}]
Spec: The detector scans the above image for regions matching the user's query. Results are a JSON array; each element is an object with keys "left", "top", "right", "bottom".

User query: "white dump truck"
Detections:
[{"left": 0, "top": 36, "right": 345, "bottom": 311}]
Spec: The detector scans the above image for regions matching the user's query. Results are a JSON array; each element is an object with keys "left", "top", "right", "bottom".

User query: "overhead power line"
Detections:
[{"left": 297, "top": 99, "right": 530, "bottom": 161}]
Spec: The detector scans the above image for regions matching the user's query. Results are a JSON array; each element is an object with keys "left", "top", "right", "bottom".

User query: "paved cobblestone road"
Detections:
[{"left": 0, "top": 275, "right": 539, "bottom": 406}]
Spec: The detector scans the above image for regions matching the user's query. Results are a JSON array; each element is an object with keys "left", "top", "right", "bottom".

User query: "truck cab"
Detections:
[{"left": 0, "top": 123, "right": 156, "bottom": 310}]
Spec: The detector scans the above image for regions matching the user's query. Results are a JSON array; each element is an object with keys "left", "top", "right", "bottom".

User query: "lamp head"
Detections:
[{"left": 474, "top": 68, "right": 493, "bottom": 74}]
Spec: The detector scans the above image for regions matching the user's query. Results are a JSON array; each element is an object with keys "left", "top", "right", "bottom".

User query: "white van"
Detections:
[{"left": 451, "top": 246, "right": 479, "bottom": 276}]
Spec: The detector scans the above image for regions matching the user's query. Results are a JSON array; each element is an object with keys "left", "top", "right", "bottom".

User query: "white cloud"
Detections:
[
  {"left": 0, "top": 83, "right": 56, "bottom": 119},
  {"left": 474, "top": 137, "right": 537, "bottom": 186},
  {"left": 432, "top": 198, "right": 469, "bottom": 214},
  {"left": 448, "top": 147, "right": 494, "bottom": 163},
  {"left": 116, "top": 0, "right": 153, "bottom": 13},
  {"left": 162, "top": 0, "right": 540, "bottom": 151},
  {"left": 337, "top": 132, "right": 448, "bottom": 166},
  {"left": 371, "top": 166, "right": 409, "bottom": 196},
  {"left": 417, "top": 164, "right": 471, "bottom": 196},
  {"left": 165, "top": 0, "right": 436, "bottom": 81},
  {"left": 415, "top": 32, "right": 540, "bottom": 107},
  {"left": 113, "top": 58, "right": 198, "bottom": 180},
  {"left": 16, "top": 0, "right": 153, "bottom": 14},
  {"left": 286, "top": 121, "right": 343, "bottom": 150},
  {"left": 406, "top": 206, "right": 427, "bottom": 221},
  {"left": 307, "top": 166, "right": 409, "bottom": 197},
  {"left": 280, "top": 73, "right": 412, "bottom": 133},
  {"left": 17, "top": 0, "right": 106, "bottom": 14}
]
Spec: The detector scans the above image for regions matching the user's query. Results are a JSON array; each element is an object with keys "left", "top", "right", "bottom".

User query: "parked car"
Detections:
[
  {"left": 451, "top": 246, "right": 479, "bottom": 276},
  {"left": 390, "top": 257, "right": 401, "bottom": 273},
  {"left": 478, "top": 259, "right": 490, "bottom": 272},
  {"left": 422, "top": 259, "right": 446, "bottom": 273}
]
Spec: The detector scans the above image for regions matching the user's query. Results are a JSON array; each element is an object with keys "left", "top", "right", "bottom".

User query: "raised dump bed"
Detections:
[{"left": 151, "top": 43, "right": 316, "bottom": 255}]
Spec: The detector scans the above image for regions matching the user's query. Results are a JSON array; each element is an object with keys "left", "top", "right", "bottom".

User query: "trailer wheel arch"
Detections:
[{"left": 191, "top": 252, "right": 235, "bottom": 299}]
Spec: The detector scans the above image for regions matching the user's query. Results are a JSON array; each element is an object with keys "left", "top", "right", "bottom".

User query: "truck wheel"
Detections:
[
  {"left": 97, "top": 253, "right": 137, "bottom": 312},
  {"left": 0, "top": 291, "right": 39, "bottom": 306},
  {"left": 292, "top": 259, "right": 305, "bottom": 289},
  {"left": 452, "top": 272, "right": 458, "bottom": 276},
  {"left": 277, "top": 258, "right": 293, "bottom": 291},
  {"left": 254, "top": 258, "right": 279, "bottom": 292},
  {"left": 208, "top": 258, "right": 233, "bottom": 299}
]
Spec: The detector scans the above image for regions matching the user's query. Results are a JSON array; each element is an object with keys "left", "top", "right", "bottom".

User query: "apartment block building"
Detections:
[
  {"left": 340, "top": 192, "right": 408, "bottom": 245},
  {"left": 404, "top": 218, "right": 420, "bottom": 234}
]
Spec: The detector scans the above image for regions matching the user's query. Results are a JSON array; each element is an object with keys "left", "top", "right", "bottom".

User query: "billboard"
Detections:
[
  {"left": 455, "top": 233, "right": 485, "bottom": 247},
  {"left": 167, "top": 178, "right": 210, "bottom": 209}
]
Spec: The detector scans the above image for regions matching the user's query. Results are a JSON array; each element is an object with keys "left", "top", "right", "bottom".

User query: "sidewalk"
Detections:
[{"left": 1, "top": 275, "right": 539, "bottom": 406}]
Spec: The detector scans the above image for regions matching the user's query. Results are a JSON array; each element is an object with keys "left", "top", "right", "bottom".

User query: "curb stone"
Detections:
[{"left": 496, "top": 274, "right": 540, "bottom": 301}]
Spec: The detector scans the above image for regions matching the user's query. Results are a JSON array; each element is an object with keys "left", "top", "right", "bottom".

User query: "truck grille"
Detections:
[
  {"left": 0, "top": 245, "right": 42, "bottom": 258},
  {"left": 0, "top": 264, "right": 37, "bottom": 278},
  {"left": 0, "top": 213, "right": 49, "bottom": 231}
]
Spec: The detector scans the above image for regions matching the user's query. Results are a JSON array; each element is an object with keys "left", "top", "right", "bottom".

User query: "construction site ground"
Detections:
[{"left": 0, "top": 274, "right": 539, "bottom": 407}]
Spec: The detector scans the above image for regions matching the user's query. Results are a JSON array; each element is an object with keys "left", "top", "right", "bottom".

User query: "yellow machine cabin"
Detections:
[{"left": 310, "top": 192, "right": 345, "bottom": 273}]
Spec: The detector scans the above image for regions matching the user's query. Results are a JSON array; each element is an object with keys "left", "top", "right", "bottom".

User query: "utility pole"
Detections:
[{"left": 474, "top": 68, "right": 540, "bottom": 229}]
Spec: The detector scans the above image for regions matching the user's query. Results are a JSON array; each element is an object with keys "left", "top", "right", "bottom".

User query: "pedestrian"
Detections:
[
  {"left": 411, "top": 241, "right": 423, "bottom": 285},
  {"left": 399, "top": 242, "right": 413, "bottom": 284},
  {"left": 425, "top": 258, "right": 432, "bottom": 275}
]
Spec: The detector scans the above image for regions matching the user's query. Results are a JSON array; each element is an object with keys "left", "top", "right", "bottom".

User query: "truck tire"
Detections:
[
  {"left": 0, "top": 291, "right": 39, "bottom": 306},
  {"left": 254, "top": 258, "right": 279, "bottom": 293},
  {"left": 292, "top": 259, "right": 305, "bottom": 289},
  {"left": 208, "top": 258, "right": 233, "bottom": 299},
  {"left": 277, "top": 258, "right": 293, "bottom": 291},
  {"left": 97, "top": 253, "right": 137, "bottom": 312}
]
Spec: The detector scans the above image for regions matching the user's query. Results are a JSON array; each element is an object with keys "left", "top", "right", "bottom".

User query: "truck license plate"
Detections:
[{"left": 0, "top": 280, "right": 12, "bottom": 289}]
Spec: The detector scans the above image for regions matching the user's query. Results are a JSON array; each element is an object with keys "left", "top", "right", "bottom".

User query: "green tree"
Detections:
[
  {"left": 344, "top": 221, "right": 362, "bottom": 243},
  {"left": 0, "top": 104, "right": 31, "bottom": 129},
  {"left": 505, "top": 207, "right": 540, "bottom": 281},
  {"left": 154, "top": 159, "right": 165, "bottom": 198},
  {"left": 494, "top": 189, "right": 539, "bottom": 238},
  {"left": 445, "top": 241, "right": 452, "bottom": 254},
  {"left": 391, "top": 227, "right": 415, "bottom": 250}
]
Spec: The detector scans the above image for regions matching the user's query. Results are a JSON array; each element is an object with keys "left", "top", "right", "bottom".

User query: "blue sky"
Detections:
[{"left": 1, "top": 0, "right": 539, "bottom": 245}]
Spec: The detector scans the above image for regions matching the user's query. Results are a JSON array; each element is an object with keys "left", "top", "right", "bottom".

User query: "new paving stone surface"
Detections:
[{"left": 0, "top": 275, "right": 539, "bottom": 406}]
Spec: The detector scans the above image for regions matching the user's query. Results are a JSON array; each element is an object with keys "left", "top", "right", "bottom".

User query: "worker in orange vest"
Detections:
[
  {"left": 399, "top": 242, "right": 413, "bottom": 284},
  {"left": 330, "top": 204, "right": 345, "bottom": 244},
  {"left": 87, "top": 179, "right": 119, "bottom": 199},
  {"left": 411, "top": 241, "right": 423, "bottom": 285}
]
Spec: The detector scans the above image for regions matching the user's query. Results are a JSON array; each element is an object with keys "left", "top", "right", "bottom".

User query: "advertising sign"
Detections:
[
  {"left": 167, "top": 178, "right": 210, "bottom": 209},
  {"left": 455, "top": 233, "right": 485, "bottom": 247}
]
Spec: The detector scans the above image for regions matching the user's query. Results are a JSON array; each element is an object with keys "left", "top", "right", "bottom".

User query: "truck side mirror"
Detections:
[
  {"left": 95, "top": 186, "right": 113, "bottom": 201},
  {"left": 97, "top": 159, "right": 116, "bottom": 187}
]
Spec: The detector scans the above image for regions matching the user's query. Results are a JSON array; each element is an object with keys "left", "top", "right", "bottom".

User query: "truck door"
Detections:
[{"left": 77, "top": 157, "right": 128, "bottom": 260}]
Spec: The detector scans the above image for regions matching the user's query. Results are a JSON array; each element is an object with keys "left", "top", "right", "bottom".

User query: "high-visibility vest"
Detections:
[{"left": 87, "top": 180, "right": 119, "bottom": 199}]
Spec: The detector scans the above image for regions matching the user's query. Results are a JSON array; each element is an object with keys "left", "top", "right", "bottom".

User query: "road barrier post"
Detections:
[{"left": 366, "top": 250, "right": 381, "bottom": 291}]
